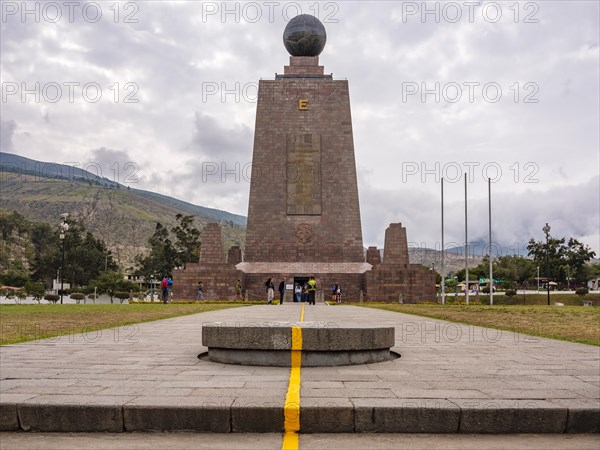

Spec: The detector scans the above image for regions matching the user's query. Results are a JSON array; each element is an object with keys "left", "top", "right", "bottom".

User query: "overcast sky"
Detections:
[{"left": 1, "top": 1, "right": 598, "bottom": 255}]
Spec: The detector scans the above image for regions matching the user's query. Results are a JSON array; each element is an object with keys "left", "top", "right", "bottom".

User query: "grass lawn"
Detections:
[
  {"left": 360, "top": 303, "right": 600, "bottom": 346},
  {"left": 0, "top": 303, "right": 249, "bottom": 345}
]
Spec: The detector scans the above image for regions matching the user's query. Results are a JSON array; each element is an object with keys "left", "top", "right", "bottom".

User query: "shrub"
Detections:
[
  {"left": 114, "top": 291, "right": 130, "bottom": 304},
  {"left": 44, "top": 294, "right": 60, "bottom": 304},
  {"left": 505, "top": 289, "right": 517, "bottom": 297},
  {"left": 70, "top": 292, "right": 86, "bottom": 304},
  {"left": 576, "top": 287, "right": 589, "bottom": 302}
]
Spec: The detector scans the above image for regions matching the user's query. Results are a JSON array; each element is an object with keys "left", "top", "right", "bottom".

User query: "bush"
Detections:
[
  {"left": 70, "top": 292, "right": 86, "bottom": 304},
  {"left": 44, "top": 294, "right": 60, "bottom": 304},
  {"left": 114, "top": 291, "right": 130, "bottom": 304},
  {"left": 505, "top": 289, "right": 517, "bottom": 297},
  {"left": 15, "top": 289, "right": 26, "bottom": 304},
  {"left": 25, "top": 281, "right": 46, "bottom": 303}
]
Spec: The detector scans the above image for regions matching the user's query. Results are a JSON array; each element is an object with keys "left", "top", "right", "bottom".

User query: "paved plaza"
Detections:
[{"left": 1, "top": 303, "right": 598, "bottom": 439}]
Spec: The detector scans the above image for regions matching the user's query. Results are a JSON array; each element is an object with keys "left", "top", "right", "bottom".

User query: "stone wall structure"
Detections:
[
  {"left": 174, "top": 223, "right": 242, "bottom": 301},
  {"left": 364, "top": 224, "right": 436, "bottom": 303}
]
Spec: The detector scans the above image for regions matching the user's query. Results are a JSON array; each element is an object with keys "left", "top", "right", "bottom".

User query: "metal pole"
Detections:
[
  {"left": 441, "top": 178, "right": 445, "bottom": 305},
  {"left": 464, "top": 174, "right": 469, "bottom": 305},
  {"left": 537, "top": 266, "right": 540, "bottom": 291},
  {"left": 546, "top": 227, "right": 550, "bottom": 305},
  {"left": 488, "top": 177, "right": 493, "bottom": 306},
  {"left": 60, "top": 237, "right": 65, "bottom": 304}
]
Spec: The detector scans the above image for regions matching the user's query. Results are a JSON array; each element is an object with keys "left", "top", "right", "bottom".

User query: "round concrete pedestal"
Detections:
[{"left": 202, "top": 322, "right": 396, "bottom": 367}]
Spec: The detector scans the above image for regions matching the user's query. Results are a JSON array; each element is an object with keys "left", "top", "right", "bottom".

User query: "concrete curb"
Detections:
[{"left": 2, "top": 400, "right": 598, "bottom": 433}]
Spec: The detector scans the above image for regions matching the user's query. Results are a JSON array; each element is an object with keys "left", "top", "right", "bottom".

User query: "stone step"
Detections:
[{"left": 2, "top": 398, "right": 597, "bottom": 433}]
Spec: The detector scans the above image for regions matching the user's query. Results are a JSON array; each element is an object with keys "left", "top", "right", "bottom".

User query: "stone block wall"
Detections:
[
  {"left": 365, "top": 265, "right": 436, "bottom": 303},
  {"left": 173, "top": 263, "right": 242, "bottom": 301}
]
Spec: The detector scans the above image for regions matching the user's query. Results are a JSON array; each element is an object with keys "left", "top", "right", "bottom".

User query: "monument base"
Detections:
[
  {"left": 203, "top": 348, "right": 396, "bottom": 367},
  {"left": 202, "top": 322, "right": 396, "bottom": 367}
]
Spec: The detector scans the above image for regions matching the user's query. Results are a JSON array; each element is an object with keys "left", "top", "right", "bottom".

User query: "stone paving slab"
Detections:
[{"left": 1, "top": 304, "right": 599, "bottom": 433}]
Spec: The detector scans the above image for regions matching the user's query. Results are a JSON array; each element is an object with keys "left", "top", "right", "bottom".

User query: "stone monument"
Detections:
[{"left": 174, "top": 15, "right": 435, "bottom": 303}]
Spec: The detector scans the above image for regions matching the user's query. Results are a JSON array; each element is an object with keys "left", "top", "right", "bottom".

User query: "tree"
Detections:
[
  {"left": 0, "top": 270, "right": 29, "bottom": 287},
  {"left": 455, "top": 255, "right": 535, "bottom": 287},
  {"left": 68, "top": 230, "right": 118, "bottom": 286},
  {"left": 492, "top": 255, "right": 536, "bottom": 285},
  {"left": 90, "top": 271, "right": 139, "bottom": 303},
  {"left": 135, "top": 223, "right": 178, "bottom": 280},
  {"left": 29, "top": 222, "right": 60, "bottom": 285},
  {"left": 25, "top": 217, "right": 116, "bottom": 288},
  {"left": 564, "top": 239, "right": 597, "bottom": 283},
  {"left": 583, "top": 263, "right": 600, "bottom": 283},
  {"left": 24, "top": 281, "right": 46, "bottom": 303},
  {"left": 91, "top": 271, "right": 123, "bottom": 303},
  {"left": 172, "top": 214, "right": 200, "bottom": 268},
  {"left": 527, "top": 235, "right": 595, "bottom": 284},
  {"left": 15, "top": 289, "right": 26, "bottom": 304},
  {"left": 0, "top": 211, "right": 30, "bottom": 240}
]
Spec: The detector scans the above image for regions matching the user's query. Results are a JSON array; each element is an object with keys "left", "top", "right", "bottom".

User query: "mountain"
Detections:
[
  {"left": 1, "top": 152, "right": 246, "bottom": 269},
  {"left": 0, "top": 153, "right": 246, "bottom": 226},
  {"left": 445, "top": 240, "right": 529, "bottom": 257}
]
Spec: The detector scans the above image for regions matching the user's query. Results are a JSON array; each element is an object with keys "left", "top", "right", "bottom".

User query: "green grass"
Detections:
[
  {"left": 451, "top": 293, "right": 600, "bottom": 306},
  {"left": 0, "top": 303, "right": 248, "bottom": 345},
  {"left": 359, "top": 303, "right": 600, "bottom": 346}
]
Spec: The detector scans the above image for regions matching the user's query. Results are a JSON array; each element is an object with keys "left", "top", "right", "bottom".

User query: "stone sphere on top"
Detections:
[{"left": 283, "top": 14, "right": 327, "bottom": 57}]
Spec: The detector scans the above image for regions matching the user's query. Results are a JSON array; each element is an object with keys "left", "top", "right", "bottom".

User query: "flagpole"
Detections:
[
  {"left": 465, "top": 173, "right": 469, "bottom": 305},
  {"left": 441, "top": 178, "right": 445, "bottom": 305},
  {"left": 489, "top": 177, "right": 493, "bottom": 305}
]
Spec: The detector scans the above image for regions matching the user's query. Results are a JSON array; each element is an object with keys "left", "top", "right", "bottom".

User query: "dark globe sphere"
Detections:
[{"left": 283, "top": 15, "right": 326, "bottom": 57}]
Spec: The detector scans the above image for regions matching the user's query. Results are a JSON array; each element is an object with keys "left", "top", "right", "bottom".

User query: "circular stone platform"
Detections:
[{"left": 201, "top": 322, "right": 396, "bottom": 367}]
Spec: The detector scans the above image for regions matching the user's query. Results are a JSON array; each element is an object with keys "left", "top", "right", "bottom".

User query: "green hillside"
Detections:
[{"left": 0, "top": 174, "right": 245, "bottom": 270}]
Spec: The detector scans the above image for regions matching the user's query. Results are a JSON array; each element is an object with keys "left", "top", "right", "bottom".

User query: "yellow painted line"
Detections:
[{"left": 282, "top": 304, "right": 305, "bottom": 450}]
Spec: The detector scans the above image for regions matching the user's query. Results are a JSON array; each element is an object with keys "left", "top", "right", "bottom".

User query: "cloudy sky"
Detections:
[{"left": 1, "top": 1, "right": 599, "bottom": 255}]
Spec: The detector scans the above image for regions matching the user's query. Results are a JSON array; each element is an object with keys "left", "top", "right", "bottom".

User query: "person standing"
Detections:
[
  {"left": 161, "top": 276, "right": 169, "bottom": 304},
  {"left": 307, "top": 276, "right": 317, "bottom": 305},
  {"left": 278, "top": 277, "right": 286, "bottom": 305},
  {"left": 265, "top": 278, "right": 275, "bottom": 305},
  {"left": 197, "top": 281, "right": 204, "bottom": 301},
  {"left": 294, "top": 283, "right": 302, "bottom": 302},
  {"left": 234, "top": 280, "right": 242, "bottom": 301}
]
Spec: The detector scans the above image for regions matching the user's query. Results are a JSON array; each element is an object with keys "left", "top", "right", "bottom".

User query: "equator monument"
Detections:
[{"left": 174, "top": 15, "right": 435, "bottom": 303}]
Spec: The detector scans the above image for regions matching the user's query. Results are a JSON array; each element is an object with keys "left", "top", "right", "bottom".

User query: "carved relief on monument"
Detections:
[
  {"left": 286, "top": 133, "right": 322, "bottom": 215},
  {"left": 295, "top": 223, "right": 314, "bottom": 245}
]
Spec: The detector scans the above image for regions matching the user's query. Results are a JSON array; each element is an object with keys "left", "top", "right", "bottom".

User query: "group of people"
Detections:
[
  {"left": 265, "top": 277, "right": 329, "bottom": 305},
  {"left": 331, "top": 283, "right": 343, "bottom": 304},
  {"left": 188, "top": 278, "right": 343, "bottom": 304}
]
